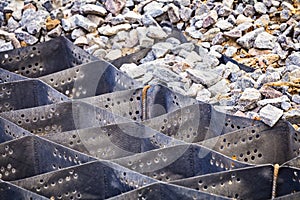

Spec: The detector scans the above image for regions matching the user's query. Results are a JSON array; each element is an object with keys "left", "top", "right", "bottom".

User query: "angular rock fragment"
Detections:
[
  {"left": 286, "top": 52, "right": 300, "bottom": 66},
  {"left": 196, "top": 88, "right": 211, "bottom": 103},
  {"left": 61, "top": 16, "right": 77, "bottom": 32},
  {"left": 104, "top": 49, "right": 122, "bottom": 60},
  {"left": 239, "top": 88, "right": 261, "bottom": 111},
  {"left": 212, "top": 33, "right": 227, "bottom": 45},
  {"left": 215, "top": 19, "right": 233, "bottom": 31},
  {"left": 74, "top": 15, "right": 97, "bottom": 32},
  {"left": 120, "top": 63, "right": 146, "bottom": 79},
  {"left": 185, "top": 26, "right": 202, "bottom": 39},
  {"left": 208, "top": 79, "right": 230, "bottom": 96},
  {"left": 292, "top": 95, "right": 300, "bottom": 104},
  {"left": 186, "top": 69, "right": 221, "bottom": 87},
  {"left": 168, "top": 3, "right": 180, "bottom": 23},
  {"left": 254, "top": 32, "right": 277, "bottom": 50},
  {"left": 259, "top": 104, "right": 283, "bottom": 127},
  {"left": 7, "top": 17, "right": 20, "bottom": 31},
  {"left": 14, "top": 29, "right": 38, "bottom": 45},
  {"left": 186, "top": 83, "right": 204, "bottom": 97},
  {"left": 224, "top": 46, "right": 237, "bottom": 57},
  {"left": 143, "top": 1, "right": 165, "bottom": 18},
  {"left": 254, "top": 2, "right": 267, "bottom": 14},
  {"left": 202, "top": 10, "right": 218, "bottom": 28},
  {"left": 283, "top": 109, "right": 300, "bottom": 124},
  {"left": 98, "top": 24, "right": 131, "bottom": 36},
  {"left": 281, "top": 101, "right": 292, "bottom": 111},
  {"left": 47, "top": 25, "right": 62, "bottom": 37},
  {"left": 80, "top": 4, "right": 107, "bottom": 16},
  {"left": 105, "top": 0, "right": 126, "bottom": 15},
  {"left": 151, "top": 42, "right": 173, "bottom": 58},
  {"left": 146, "top": 26, "right": 168, "bottom": 39},
  {"left": 201, "top": 28, "right": 221, "bottom": 42},
  {"left": 257, "top": 95, "right": 290, "bottom": 107},
  {"left": 223, "top": 29, "right": 242, "bottom": 38},
  {"left": 0, "top": 41, "right": 14, "bottom": 52},
  {"left": 74, "top": 36, "right": 88, "bottom": 46},
  {"left": 237, "top": 27, "right": 264, "bottom": 49},
  {"left": 236, "top": 14, "right": 253, "bottom": 25},
  {"left": 259, "top": 86, "right": 282, "bottom": 99},
  {"left": 218, "top": 6, "right": 232, "bottom": 17},
  {"left": 180, "top": 7, "right": 192, "bottom": 22},
  {"left": 153, "top": 67, "right": 181, "bottom": 83}
]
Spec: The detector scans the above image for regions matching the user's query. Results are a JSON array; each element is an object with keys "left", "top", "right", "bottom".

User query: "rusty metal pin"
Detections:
[
  {"left": 142, "top": 85, "right": 151, "bottom": 121},
  {"left": 272, "top": 164, "right": 280, "bottom": 199}
]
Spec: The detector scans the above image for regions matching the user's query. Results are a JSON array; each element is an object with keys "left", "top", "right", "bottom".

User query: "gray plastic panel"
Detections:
[
  {"left": 82, "top": 84, "right": 198, "bottom": 121},
  {"left": 0, "top": 101, "right": 130, "bottom": 136},
  {"left": 12, "top": 161, "right": 156, "bottom": 199},
  {"left": 200, "top": 121, "right": 300, "bottom": 165},
  {"left": 113, "top": 144, "right": 250, "bottom": 182},
  {"left": 108, "top": 182, "right": 231, "bottom": 200},
  {"left": 0, "top": 79, "right": 68, "bottom": 113},
  {"left": 44, "top": 122, "right": 184, "bottom": 160},
  {"left": 0, "top": 68, "right": 27, "bottom": 84},
  {"left": 0, "top": 136, "right": 94, "bottom": 181},
  {"left": 40, "top": 60, "right": 142, "bottom": 99},
  {"left": 0, "top": 117, "right": 31, "bottom": 143},
  {"left": 0, "top": 36, "right": 97, "bottom": 78},
  {"left": 0, "top": 181, "right": 48, "bottom": 200}
]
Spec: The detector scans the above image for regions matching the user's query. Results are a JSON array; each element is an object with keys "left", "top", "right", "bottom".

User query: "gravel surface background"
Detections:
[{"left": 0, "top": 0, "right": 299, "bottom": 128}]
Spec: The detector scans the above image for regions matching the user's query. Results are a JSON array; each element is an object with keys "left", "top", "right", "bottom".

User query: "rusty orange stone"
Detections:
[
  {"left": 5, "top": 13, "right": 12, "bottom": 21},
  {"left": 46, "top": 17, "right": 61, "bottom": 31},
  {"left": 20, "top": 41, "right": 27, "bottom": 47}
]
